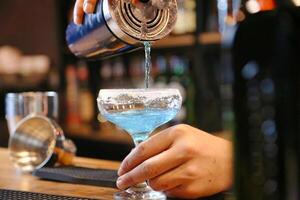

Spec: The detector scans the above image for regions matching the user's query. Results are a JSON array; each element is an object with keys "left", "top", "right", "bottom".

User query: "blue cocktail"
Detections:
[
  {"left": 104, "top": 108, "right": 179, "bottom": 143},
  {"left": 97, "top": 89, "right": 182, "bottom": 200}
]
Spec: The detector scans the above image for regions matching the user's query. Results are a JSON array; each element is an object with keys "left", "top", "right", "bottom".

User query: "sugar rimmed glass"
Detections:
[{"left": 97, "top": 88, "right": 182, "bottom": 200}]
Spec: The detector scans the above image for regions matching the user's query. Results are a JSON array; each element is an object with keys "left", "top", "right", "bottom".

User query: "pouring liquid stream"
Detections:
[{"left": 143, "top": 41, "right": 151, "bottom": 89}]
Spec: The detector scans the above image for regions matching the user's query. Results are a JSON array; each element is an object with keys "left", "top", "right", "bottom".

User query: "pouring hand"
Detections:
[{"left": 73, "top": 0, "right": 97, "bottom": 25}]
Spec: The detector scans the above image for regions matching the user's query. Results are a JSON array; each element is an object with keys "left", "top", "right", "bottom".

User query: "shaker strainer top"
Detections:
[{"left": 105, "top": 0, "right": 177, "bottom": 41}]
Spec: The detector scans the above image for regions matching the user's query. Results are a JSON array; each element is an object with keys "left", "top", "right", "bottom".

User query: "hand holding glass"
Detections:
[{"left": 97, "top": 89, "right": 182, "bottom": 200}]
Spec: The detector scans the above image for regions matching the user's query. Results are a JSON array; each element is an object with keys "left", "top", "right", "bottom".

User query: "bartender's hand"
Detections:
[
  {"left": 73, "top": 0, "right": 97, "bottom": 25},
  {"left": 117, "top": 124, "right": 233, "bottom": 199}
]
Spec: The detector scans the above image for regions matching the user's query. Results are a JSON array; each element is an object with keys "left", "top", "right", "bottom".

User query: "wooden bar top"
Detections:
[
  {"left": 0, "top": 147, "right": 232, "bottom": 200},
  {"left": 0, "top": 148, "right": 120, "bottom": 200}
]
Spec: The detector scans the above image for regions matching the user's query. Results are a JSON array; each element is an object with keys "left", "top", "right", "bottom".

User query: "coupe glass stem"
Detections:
[{"left": 131, "top": 134, "right": 150, "bottom": 190}]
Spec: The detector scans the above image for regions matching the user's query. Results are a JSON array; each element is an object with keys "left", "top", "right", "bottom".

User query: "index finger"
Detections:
[
  {"left": 118, "top": 126, "right": 176, "bottom": 176},
  {"left": 74, "top": 0, "right": 84, "bottom": 25},
  {"left": 116, "top": 147, "right": 185, "bottom": 190}
]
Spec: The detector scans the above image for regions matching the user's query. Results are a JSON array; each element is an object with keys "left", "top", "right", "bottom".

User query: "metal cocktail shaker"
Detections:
[{"left": 66, "top": 0, "right": 177, "bottom": 59}]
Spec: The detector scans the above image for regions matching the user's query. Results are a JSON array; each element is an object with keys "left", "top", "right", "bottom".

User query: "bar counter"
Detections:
[
  {"left": 0, "top": 148, "right": 120, "bottom": 199},
  {"left": 0, "top": 148, "right": 231, "bottom": 200}
]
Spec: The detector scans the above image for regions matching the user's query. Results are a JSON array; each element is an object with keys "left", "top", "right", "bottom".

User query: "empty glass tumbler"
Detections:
[{"left": 5, "top": 91, "right": 58, "bottom": 135}]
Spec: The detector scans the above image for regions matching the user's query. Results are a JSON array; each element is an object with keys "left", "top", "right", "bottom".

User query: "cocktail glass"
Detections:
[{"left": 97, "top": 88, "right": 182, "bottom": 200}]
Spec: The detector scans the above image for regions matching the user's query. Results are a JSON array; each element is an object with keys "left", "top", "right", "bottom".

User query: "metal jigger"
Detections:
[{"left": 8, "top": 115, "right": 76, "bottom": 172}]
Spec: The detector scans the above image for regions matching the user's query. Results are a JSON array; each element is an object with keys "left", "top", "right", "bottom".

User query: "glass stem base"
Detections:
[{"left": 114, "top": 182, "right": 166, "bottom": 200}]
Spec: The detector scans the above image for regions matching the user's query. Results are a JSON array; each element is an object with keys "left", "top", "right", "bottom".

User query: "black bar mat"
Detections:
[
  {"left": 33, "top": 166, "right": 118, "bottom": 188},
  {"left": 0, "top": 189, "right": 98, "bottom": 200}
]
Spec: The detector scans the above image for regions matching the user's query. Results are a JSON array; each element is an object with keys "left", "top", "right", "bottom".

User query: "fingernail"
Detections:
[
  {"left": 116, "top": 177, "right": 125, "bottom": 189},
  {"left": 84, "top": 3, "right": 93, "bottom": 13}
]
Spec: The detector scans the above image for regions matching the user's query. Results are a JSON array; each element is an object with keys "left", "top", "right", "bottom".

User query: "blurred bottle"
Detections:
[
  {"left": 77, "top": 61, "right": 94, "bottom": 124},
  {"left": 181, "top": 57, "right": 196, "bottom": 125},
  {"left": 65, "top": 64, "right": 80, "bottom": 127},
  {"left": 256, "top": 0, "right": 276, "bottom": 11},
  {"left": 172, "top": 0, "right": 196, "bottom": 34},
  {"left": 129, "top": 56, "right": 144, "bottom": 88},
  {"left": 169, "top": 55, "right": 187, "bottom": 123},
  {"left": 185, "top": 0, "right": 197, "bottom": 33},
  {"left": 169, "top": 55, "right": 195, "bottom": 124},
  {"left": 206, "top": 0, "right": 219, "bottom": 32},
  {"left": 154, "top": 55, "right": 169, "bottom": 88},
  {"left": 151, "top": 56, "right": 160, "bottom": 81},
  {"left": 99, "top": 60, "right": 113, "bottom": 89},
  {"left": 112, "top": 58, "right": 127, "bottom": 88}
]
